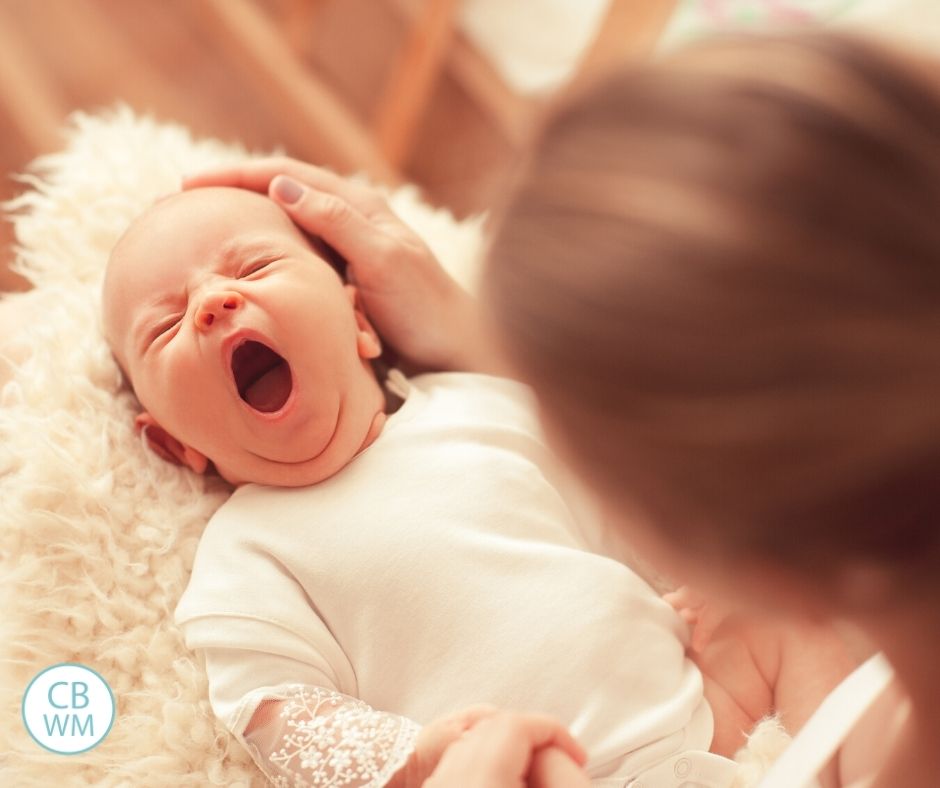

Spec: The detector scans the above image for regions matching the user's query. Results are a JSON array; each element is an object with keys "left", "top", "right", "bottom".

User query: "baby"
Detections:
[{"left": 101, "top": 186, "right": 838, "bottom": 788}]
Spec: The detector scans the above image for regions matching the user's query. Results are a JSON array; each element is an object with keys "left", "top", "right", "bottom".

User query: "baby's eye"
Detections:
[
  {"left": 237, "top": 259, "right": 274, "bottom": 278},
  {"left": 151, "top": 315, "right": 182, "bottom": 344}
]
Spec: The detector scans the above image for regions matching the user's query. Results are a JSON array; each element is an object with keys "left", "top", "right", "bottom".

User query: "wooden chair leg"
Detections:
[
  {"left": 380, "top": 0, "right": 679, "bottom": 159},
  {"left": 280, "top": 0, "right": 326, "bottom": 59},
  {"left": 372, "top": 0, "right": 461, "bottom": 169},
  {"left": 572, "top": 0, "right": 679, "bottom": 84},
  {"left": 0, "top": 5, "right": 67, "bottom": 154},
  {"left": 194, "top": 0, "right": 398, "bottom": 183}
]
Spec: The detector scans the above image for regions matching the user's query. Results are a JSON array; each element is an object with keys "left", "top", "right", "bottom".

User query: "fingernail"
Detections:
[{"left": 272, "top": 175, "right": 304, "bottom": 205}]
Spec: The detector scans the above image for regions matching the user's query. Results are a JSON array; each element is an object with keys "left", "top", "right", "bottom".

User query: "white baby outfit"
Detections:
[{"left": 175, "top": 372, "right": 725, "bottom": 787}]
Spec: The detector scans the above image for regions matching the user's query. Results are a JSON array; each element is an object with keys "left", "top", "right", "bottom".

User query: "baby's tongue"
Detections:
[{"left": 244, "top": 363, "right": 292, "bottom": 412}]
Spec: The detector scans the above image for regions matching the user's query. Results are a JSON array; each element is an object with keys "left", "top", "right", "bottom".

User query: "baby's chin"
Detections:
[
  {"left": 217, "top": 459, "right": 347, "bottom": 488},
  {"left": 217, "top": 410, "right": 386, "bottom": 488}
]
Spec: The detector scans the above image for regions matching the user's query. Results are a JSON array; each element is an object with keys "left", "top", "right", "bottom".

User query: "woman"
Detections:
[{"left": 185, "top": 30, "right": 939, "bottom": 787}]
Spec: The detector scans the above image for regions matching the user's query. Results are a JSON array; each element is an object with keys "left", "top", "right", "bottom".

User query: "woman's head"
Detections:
[{"left": 484, "top": 32, "right": 940, "bottom": 607}]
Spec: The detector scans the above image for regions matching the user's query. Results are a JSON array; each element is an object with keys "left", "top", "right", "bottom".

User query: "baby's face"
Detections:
[{"left": 103, "top": 187, "right": 385, "bottom": 487}]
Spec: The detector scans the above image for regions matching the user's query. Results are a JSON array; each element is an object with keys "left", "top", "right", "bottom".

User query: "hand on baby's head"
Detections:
[{"left": 102, "top": 187, "right": 387, "bottom": 488}]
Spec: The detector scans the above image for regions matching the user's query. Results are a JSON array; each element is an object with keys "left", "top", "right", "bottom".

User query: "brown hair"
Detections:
[{"left": 483, "top": 32, "right": 940, "bottom": 581}]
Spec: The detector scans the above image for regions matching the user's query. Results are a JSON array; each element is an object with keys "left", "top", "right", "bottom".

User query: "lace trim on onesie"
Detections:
[{"left": 240, "top": 684, "right": 421, "bottom": 788}]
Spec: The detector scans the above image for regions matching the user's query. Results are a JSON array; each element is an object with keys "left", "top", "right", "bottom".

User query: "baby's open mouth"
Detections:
[{"left": 231, "top": 340, "right": 293, "bottom": 413}]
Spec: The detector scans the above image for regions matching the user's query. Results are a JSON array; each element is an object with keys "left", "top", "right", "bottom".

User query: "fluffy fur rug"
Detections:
[
  {"left": 0, "top": 107, "right": 786, "bottom": 787},
  {"left": 0, "top": 107, "right": 482, "bottom": 787}
]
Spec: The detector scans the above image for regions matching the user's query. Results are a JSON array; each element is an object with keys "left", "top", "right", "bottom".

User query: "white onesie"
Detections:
[{"left": 174, "top": 372, "right": 712, "bottom": 786}]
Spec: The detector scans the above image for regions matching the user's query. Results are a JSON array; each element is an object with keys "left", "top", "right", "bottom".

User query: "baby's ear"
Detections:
[
  {"left": 134, "top": 412, "right": 209, "bottom": 474},
  {"left": 344, "top": 285, "right": 382, "bottom": 360}
]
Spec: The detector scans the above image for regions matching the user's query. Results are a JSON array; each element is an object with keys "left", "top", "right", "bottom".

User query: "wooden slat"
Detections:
[
  {"left": 572, "top": 0, "right": 679, "bottom": 85},
  {"left": 0, "top": 3, "right": 67, "bottom": 153},
  {"left": 194, "top": 0, "right": 398, "bottom": 183},
  {"left": 280, "top": 0, "right": 325, "bottom": 58},
  {"left": 372, "top": 0, "right": 461, "bottom": 168},
  {"left": 388, "top": 0, "right": 535, "bottom": 148},
  {"left": 446, "top": 28, "right": 537, "bottom": 148},
  {"left": 385, "top": 0, "right": 679, "bottom": 153}
]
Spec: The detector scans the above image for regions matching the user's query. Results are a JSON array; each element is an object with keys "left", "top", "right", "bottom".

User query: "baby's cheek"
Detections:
[{"left": 153, "top": 358, "right": 212, "bottom": 433}]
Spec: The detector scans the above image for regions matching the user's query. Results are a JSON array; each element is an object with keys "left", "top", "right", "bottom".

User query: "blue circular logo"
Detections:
[{"left": 21, "top": 663, "right": 116, "bottom": 754}]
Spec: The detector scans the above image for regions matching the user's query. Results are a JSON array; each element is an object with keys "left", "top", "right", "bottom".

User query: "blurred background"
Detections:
[{"left": 1, "top": 0, "right": 937, "bottom": 292}]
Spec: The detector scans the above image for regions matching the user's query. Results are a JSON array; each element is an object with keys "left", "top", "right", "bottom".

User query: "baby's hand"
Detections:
[
  {"left": 389, "top": 705, "right": 499, "bottom": 788},
  {"left": 425, "top": 710, "right": 589, "bottom": 788},
  {"left": 663, "top": 586, "right": 731, "bottom": 654}
]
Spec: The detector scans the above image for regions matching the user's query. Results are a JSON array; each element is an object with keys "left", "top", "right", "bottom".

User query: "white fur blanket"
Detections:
[{"left": 0, "top": 107, "right": 482, "bottom": 787}]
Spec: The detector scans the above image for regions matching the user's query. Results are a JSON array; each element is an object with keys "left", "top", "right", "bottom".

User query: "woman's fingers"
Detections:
[
  {"left": 453, "top": 704, "right": 501, "bottom": 729},
  {"left": 424, "top": 712, "right": 588, "bottom": 788},
  {"left": 691, "top": 605, "right": 728, "bottom": 654},
  {"left": 664, "top": 586, "right": 706, "bottom": 611},
  {"left": 183, "top": 156, "right": 342, "bottom": 193},
  {"left": 665, "top": 586, "right": 728, "bottom": 654},
  {"left": 182, "top": 157, "right": 381, "bottom": 212},
  {"left": 528, "top": 747, "right": 593, "bottom": 788},
  {"left": 457, "top": 712, "right": 587, "bottom": 771},
  {"left": 664, "top": 586, "right": 735, "bottom": 654},
  {"left": 500, "top": 714, "right": 588, "bottom": 767},
  {"left": 269, "top": 176, "right": 390, "bottom": 272}
]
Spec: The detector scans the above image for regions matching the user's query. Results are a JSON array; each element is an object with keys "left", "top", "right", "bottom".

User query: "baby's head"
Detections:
[{"left": 103, "top": 187, "right": 386, "bottom": 487}]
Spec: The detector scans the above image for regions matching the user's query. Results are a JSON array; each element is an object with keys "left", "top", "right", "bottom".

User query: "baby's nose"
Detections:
[{"left": 195, "top": 290, "right": 244, "bottom": 332}]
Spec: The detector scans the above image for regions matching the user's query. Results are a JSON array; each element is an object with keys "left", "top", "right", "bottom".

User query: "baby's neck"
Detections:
[
  {"left": 355, "top": 358, "right": 394, "bottom": 455},
  {"left": 369, "top": 357, "right": 405, "bottom": 415},
  {"left": 357, "top": 411, "right": 387, "bottom": 455}
]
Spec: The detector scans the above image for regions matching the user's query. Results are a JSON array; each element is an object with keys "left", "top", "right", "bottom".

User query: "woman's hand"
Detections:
[
  {"left": 389, "top": 705, "right": 499, "bottom": 788},
  {"left": 423, "top": 710, "right": 590, "bottom": 788},
  {"left": 183, "top": 158, "right": 488, "bottom": 373}
]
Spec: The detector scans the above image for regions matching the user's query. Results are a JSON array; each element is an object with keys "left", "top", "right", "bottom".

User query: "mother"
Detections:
[{"left": 186, "top": 31, "right": 938, "bottom": 788}]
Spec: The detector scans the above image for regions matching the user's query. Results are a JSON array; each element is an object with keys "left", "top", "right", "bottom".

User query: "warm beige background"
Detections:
[
  {"left": 0, "top": 0, "right": 683, "bottom": 293},
  {"left": 0, "top": 0, "right": 510, "bottom": 291}
]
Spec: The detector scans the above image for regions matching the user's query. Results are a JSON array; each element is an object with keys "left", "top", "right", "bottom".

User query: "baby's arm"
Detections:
[
  {"left": 237, "top": 684, "right": 420, "bottom": 787},
  {"left": 240, "top": 686, "right": 496, "bottom": 788},
  {"left": 199, "top": 643, "right": 500, "bottom": 788}
]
